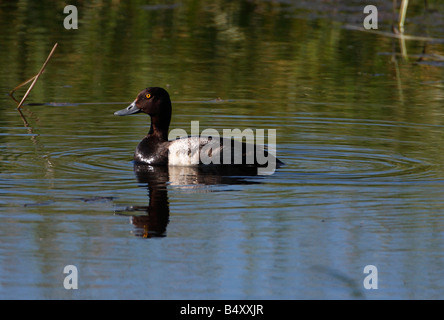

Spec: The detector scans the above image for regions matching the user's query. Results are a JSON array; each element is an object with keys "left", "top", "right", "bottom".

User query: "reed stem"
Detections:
[
  {"left": 399, "top": 0, "right": 409, "bottom": 33},
  {"left": 16, "top": 43, "right": 58, "bottom": 110}
]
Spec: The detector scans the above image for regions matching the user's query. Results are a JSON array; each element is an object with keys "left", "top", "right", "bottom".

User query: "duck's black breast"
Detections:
[{"left": 134, "top": 136, "right": 170, "bottom": 165}]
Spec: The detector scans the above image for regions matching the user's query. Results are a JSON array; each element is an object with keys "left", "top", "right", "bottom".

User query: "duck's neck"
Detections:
[{"left": 148, "top": 115, "right": 169, "bottom": 141}]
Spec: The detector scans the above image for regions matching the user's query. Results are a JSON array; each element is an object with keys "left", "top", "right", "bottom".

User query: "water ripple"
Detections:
[
  {"left": 276, "top": 115, "right": 444, "bottom": 185},
  {"left": 282, "top": 145, "right": 435, "bottom": 183}
]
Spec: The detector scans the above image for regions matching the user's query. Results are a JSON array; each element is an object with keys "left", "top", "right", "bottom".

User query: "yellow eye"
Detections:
[{"left": 146, "top": 93, "right": 151, "bottom": 99}]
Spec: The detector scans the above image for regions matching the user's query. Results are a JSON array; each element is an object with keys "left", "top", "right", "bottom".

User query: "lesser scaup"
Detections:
[{"left": 114, "top": 87, "right": 283, "bottom": 171}]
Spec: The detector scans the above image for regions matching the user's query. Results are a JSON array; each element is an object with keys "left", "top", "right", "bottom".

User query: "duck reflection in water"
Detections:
[{"left": 115, "top": 163, "right": 264, "bottom": 238}]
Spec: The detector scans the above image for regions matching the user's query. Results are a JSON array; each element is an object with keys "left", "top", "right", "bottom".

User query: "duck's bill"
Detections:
[{"left": 114, "top": 100, "right": 141, "bottom": 116}]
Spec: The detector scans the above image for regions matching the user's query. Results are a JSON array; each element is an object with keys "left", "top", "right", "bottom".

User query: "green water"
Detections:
[{"left": 1, "top": 0, "right": 444, "bottom": 299}]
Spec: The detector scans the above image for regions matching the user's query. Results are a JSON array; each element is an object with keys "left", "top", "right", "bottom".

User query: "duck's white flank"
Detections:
[{"left": 167, "top": 136, "right": 225, "bottom": 166}]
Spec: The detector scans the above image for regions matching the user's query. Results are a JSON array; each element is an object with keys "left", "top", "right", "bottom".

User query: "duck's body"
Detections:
[
  {"left": 135, "top": 135, "right": 212, "bottom": 166},
  {"left": 114, "top": 87, "right": 283, "bottom": 172}
]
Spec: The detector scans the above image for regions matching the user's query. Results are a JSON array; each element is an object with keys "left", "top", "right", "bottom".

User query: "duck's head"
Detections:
[
  {"left": 114, "top": 87, "right": 172, "bottom": 139},
  {"left": 114, "top": 87, "right": 172, "bottom": 118}
]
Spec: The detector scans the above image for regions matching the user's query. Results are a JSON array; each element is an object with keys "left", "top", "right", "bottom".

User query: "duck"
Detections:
[{"left": 114, "top": 87, "right": 283, "bottom": 173}]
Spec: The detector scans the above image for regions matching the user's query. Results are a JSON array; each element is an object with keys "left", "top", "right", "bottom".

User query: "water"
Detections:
[{"left": 1, "top": 0, "right": 444, "bottom": 299}]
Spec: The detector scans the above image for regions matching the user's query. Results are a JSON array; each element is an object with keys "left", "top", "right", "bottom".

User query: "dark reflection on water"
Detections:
[
  {"left": 116, "top": 163, "right": 265, "bottom": 238},
  {"left": 115, "top": 165, "right": 170, "bottom": 238}
]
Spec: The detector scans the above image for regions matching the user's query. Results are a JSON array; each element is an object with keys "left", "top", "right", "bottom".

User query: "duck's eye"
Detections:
[{"left": 146, "top": 93, "right": 151, "bottom": 99}]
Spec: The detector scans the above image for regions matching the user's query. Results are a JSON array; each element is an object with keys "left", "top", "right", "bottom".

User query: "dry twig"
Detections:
[{"left": 13, "top": 43, "right": 58, "bottom": 110}]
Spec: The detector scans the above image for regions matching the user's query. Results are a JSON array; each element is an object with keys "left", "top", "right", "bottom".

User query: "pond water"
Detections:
[{"left": 1, "top": 0, "right": 444, "bottom": 299}]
